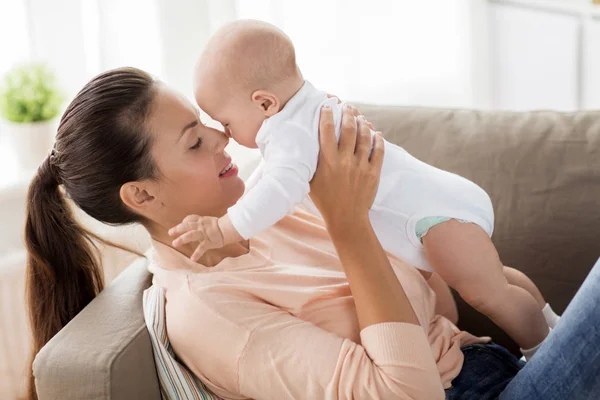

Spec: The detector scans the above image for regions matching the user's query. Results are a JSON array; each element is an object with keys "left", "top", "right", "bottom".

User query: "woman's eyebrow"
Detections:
[{"left": 177, "top": 120, "right": 198, "bottom": 142}]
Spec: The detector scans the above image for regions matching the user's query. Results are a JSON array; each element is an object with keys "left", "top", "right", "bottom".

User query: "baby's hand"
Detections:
[{"left": 168, "top": 215, "right": 225, "bottom": 261}]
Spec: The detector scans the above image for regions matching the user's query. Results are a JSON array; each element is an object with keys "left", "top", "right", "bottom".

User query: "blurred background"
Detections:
[{"left": 1, "top": 0, "right": 600, "bottom": 398}]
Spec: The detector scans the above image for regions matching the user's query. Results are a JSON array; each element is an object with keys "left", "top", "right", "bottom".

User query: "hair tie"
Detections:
[{"left": 45, "top": 147, "right": 62, "bottom": 185}]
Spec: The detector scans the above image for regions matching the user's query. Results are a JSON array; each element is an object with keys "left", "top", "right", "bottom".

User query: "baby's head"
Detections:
[{"left": 194, "top": 20, "right": 303, "bottom": 148}]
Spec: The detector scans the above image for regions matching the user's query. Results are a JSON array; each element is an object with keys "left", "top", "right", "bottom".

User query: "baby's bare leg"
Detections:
[
  {"left": 503, "top": 266, "right": 546, "bottom": 308},
  {"left": 424, "top": 272, "right": 459, "bottom": 325},
  {"left": 423, "top": 220, "right": 549, "bottom": 350}
]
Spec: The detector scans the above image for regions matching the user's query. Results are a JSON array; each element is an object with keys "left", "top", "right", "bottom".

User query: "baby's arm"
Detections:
[
  {"left": 226, "top": 123, "right": 319, "bottom": 240},
  {"left": 217, "top": 214, "right": 244, "bottom": 245}
]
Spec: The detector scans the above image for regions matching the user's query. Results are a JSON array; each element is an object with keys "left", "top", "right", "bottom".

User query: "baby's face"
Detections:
[{"left": 195, "top": 86, "right": 264, "bottom": 149}]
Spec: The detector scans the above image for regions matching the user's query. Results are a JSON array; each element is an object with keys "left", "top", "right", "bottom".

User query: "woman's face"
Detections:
[{"left": 145, "top": 83, "right": 244, "bottom": 228}]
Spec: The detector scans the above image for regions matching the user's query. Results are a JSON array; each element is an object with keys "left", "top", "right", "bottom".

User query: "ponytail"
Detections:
[
  {"left": 22, "top": 67, "right": 158, "bottom": 399},
  {"left": 25, "top": 156, "right": 104, "bottom": 399}
]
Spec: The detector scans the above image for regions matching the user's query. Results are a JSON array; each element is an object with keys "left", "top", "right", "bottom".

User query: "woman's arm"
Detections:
[
  {"left": 329, "top": 214, "right": 422, "bottom": 328},
  {"left": 310, "top": 104, "right": 420, "bottom": 330},
  {"left": 171, "top": 287, "right": 445, "bottom": 400}
]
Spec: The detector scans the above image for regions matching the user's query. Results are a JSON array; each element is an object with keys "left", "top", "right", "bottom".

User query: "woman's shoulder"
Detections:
[
  {"left": 170, "top": 268, "right": 286, "bottom": 333},
  {"left": 163, "top": 277, "right": 252, "bottom": 396}
]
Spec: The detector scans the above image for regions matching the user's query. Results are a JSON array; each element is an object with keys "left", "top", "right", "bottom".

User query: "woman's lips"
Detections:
[
  {"left": 219, "top": 162, "right": 238, "bottom": 178},
  {"left": 218, "top": 158, "right": 232, "bottom": 175}
]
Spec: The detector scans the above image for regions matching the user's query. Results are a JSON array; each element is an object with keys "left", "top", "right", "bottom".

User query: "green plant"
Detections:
[{"left": 0, "top": 63, "right": 64, "bottom": 123}]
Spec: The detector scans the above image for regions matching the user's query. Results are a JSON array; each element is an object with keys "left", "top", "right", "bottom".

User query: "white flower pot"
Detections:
[{"left": 1, "top": 119, "right": 57, "bottom": 173}]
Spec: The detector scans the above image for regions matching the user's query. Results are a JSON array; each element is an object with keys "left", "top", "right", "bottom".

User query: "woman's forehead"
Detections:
[{"left": 149, "top": 84, "right": 198, "bottom": 134}]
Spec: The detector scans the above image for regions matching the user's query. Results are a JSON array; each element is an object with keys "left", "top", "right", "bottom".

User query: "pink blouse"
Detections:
[{"left": 149, "top": 208, "right": 485, "bottom": 400}]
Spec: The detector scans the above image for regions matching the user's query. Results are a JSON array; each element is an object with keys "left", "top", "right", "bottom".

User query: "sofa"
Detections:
[{"left": 32, "top": 106, "right": 600, "bottom": 399}]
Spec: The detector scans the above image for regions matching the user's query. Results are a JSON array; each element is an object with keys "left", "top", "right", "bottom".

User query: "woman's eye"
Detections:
[{"left": 190, "top": 137, "right": 202, "bottom": 150}]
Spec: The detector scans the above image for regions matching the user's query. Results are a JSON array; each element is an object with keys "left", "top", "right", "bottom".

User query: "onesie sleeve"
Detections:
[{"left": 228, "top": 121, "right": 319, "bottom": 239}]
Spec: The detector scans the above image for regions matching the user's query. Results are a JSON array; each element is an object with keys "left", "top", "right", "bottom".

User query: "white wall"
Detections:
[
  {"left": 27, "top": 0, "right": 90, "bottom": 95},
  {"left": 0, "top": 0, "right": 30, "bottom": 78},
  {"left": 584, "top": 18, "right": 600, "bottom": 108},
  {"left": 97, "top": 0, "right": 163, "bottom": 77},
  {"left": 489, "top": 3, "right": 580, "bottom": 111},
  {"left": 237, "top": 0, "right": 479, "bottom": 108},
  {"left": 155, "top": 0, "right": 211, "bottom": 97}
]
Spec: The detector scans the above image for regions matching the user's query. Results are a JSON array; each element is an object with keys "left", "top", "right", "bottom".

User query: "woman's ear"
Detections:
[
  {"left": 251, "top": 90, "right": 280, "bottom": 117},
  {"left": 120, "top": 181, "right": 158, "bottom": 216}
]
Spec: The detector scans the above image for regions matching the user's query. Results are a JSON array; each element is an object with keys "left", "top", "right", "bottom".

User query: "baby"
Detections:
[{"left": 171, "top": 20, "right": 560, "bottom": 359}]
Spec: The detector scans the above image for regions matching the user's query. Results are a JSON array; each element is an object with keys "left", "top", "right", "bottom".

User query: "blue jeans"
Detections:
[{"left": 447, "top": 258, "right": 600, "bottom": 399}]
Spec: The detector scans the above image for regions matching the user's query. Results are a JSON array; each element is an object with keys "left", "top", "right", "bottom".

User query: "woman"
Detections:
[{"left": 25, "top": 67, "right": 600, "bottom": 399}]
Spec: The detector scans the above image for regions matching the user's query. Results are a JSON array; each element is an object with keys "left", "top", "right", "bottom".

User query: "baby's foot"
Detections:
[{"left": 542, "top": 303, "right": 561, "bottom": 329}]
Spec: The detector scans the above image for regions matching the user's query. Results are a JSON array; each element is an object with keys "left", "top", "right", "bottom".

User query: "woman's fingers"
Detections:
[
  {"left": 318, "top": 104, "right": 337, "bottom": 159},
  {"left": 370, "top": 131, "right": 385, "bottom": 170},
  {"left": 345, "top": 103, "right": 375, "bottom": 130},
  {"left": 338, "top": 105, "right": 358, "bottom": 156},
  {"left": 354, "top": 117, "right": 372, "bottom": 161},
  {"left": 326, "top": 93, "right": 342, "bottom": 104},
  {"left": 347, "top": 104, "right": 360, "bottom": 118}
]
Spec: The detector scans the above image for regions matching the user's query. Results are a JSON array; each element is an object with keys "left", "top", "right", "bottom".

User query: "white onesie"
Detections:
[{"left": 228, "top": 81, "right": 494, "bottom": 271}]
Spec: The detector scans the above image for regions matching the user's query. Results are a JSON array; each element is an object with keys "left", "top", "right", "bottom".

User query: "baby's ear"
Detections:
[{"left": 251, "top": 90, "right": 280, "bottom": 117}]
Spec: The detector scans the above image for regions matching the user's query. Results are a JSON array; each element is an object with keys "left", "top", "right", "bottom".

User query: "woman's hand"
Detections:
[
  {"left": 309, "top": 104, "right": 384, "bottom": 231},
  {"left": 326, "top": 94, "right": 375, "bottom": 131},
  {"left": 310, "top": 103, "right": 420, "bottom": 330}
]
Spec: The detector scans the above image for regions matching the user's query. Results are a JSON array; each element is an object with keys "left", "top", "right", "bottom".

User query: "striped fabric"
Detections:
[{"left": 143, "top": 285, "right": 222, "bottom": 400}]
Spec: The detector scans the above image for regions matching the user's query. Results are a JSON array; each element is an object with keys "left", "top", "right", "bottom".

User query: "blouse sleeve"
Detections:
[
  {"left": 237, "top": 307, "right": 445, "bottom": 400},
  {"left": 168, "top": 289, "right": 444, "bottom": 400}
]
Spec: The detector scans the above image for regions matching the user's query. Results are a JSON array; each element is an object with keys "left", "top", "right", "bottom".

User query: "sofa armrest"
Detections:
[{"left": 33, "top": 258, "right": 161, "bottom": 400}]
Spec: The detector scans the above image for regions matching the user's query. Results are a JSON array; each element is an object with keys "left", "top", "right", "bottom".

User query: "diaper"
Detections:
[{"left": 415, "top": 216, "right": 471, "bottom": 243}]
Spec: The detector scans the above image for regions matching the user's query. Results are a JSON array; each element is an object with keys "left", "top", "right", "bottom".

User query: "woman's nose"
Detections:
[{"left": 216, "top": 130, "right": 229, "bottom": 152}]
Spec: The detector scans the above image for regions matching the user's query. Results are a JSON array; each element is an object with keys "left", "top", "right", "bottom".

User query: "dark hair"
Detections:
[{"left": 24, "top": 67, "right": 158, "bottom": 399}]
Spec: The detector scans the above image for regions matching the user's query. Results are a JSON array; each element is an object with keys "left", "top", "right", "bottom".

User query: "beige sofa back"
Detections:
[{"left": 34, "top": 107, "right": 600, "bottom": 399}]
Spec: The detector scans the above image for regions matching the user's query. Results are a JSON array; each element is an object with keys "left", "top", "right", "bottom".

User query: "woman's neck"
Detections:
[
  {"left": 195, "top": 240, "right": 250, "bottom": 267},
  {"left": 150, "top": 226, "right": 250, "bottom": 267}
]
